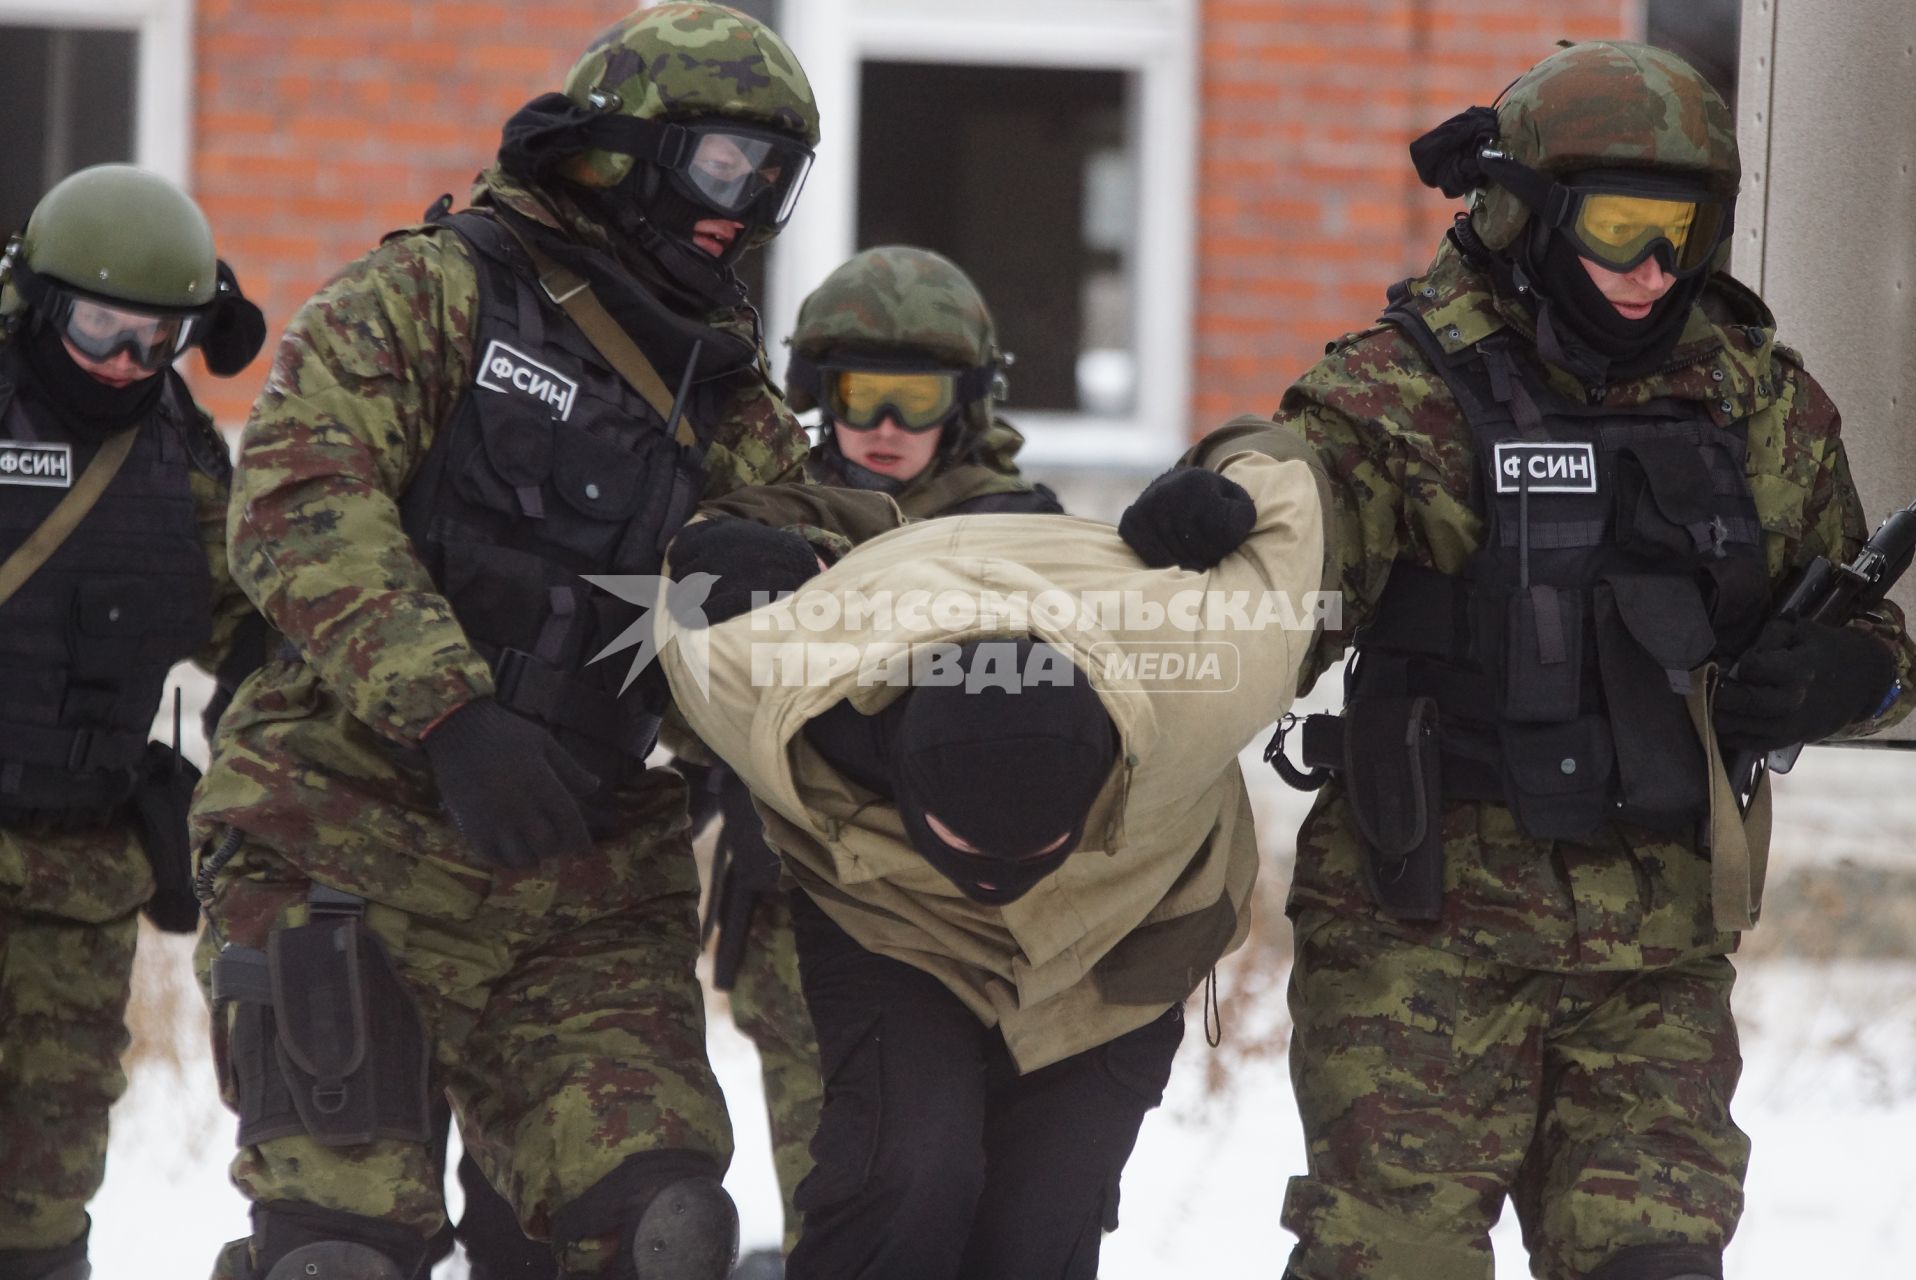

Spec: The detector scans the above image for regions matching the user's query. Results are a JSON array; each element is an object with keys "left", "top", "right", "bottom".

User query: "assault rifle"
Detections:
[{"left": 1728, "top": 497, "right": 1916, "bottom": 805}]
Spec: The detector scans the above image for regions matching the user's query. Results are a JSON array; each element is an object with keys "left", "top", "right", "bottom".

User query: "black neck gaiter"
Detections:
[
  {"left": 1519, "top": 229, "right": 1704, "bottom": 383},
  {"left": 19, "top": 321, "right": 165, "bottom": 440}
]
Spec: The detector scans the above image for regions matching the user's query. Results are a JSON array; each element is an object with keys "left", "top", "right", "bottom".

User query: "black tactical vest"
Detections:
[
  {"left": 398, "top": 212, "right": 707, "bottom": 821},
  {"left": 0, "top": 354, "right": 215, "bottom": 820},
  {"left": 1346, "top": 289, "right": 1770, "bottom": 840}
]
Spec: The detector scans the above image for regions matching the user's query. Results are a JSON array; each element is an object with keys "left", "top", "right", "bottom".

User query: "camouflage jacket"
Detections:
[
  {"left": 1275, "top": 237, "right": 1915, "bottom": 972},
  {"left": 194, "top": 172, "right": 898, "bottom": 910},
  {"left": 804, "top": 417, "right": 1061, "bottom": 518}
]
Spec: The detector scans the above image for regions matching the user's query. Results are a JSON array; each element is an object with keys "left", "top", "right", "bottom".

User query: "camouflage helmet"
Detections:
[
  {"left": 2, "top": 164, "right": 216, "bottom": 317},
  {"left": 559, "top": 2, "right": 820, "bottom": 193},
  {"left": 786, "top": 246, "right": 1003, "bottom": 443},
  {"left": 1471, "top": 41, "right": 1740, "bottom": 251}
]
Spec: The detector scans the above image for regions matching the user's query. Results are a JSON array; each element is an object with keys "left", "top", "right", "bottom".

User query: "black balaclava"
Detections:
[
  {"left": 1514, "top": 217, "right": 1706, "bottom": 383},
  {"left": 18, "top": 318, "right": 166, "bottom": 439},
  {"left": 1410, "top": 107, "right": 1710, "bottom": 384},
  {"left": 497, "top": 93, "right": 750, "bottom": 315},
  {"left": 889, "top": 639, "right": 1118, "bottom": 905}
]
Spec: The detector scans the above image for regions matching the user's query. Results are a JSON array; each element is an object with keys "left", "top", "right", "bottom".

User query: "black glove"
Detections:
[
  {"left": 1715, "top": 617, "right": 1899, "bottom": 753},
  {"left": 200, "top": 259, "right": 267, "bottom": 377},
  {"left": 667, "top": 517, "right": 819, "bottom": 625},
  {"left": 1118, "top": 467, "right": 1257, "bottom": 571},
  {"left": 421, "top": 698, "right": 598, "bottom": 869}
]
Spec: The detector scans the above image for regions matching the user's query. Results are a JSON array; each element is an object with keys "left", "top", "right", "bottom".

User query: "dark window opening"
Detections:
[
  {"left": 0, "top": 26, "right": 138, "bottom": 237},
  {"left": 858, "top": 61, "right": 1136, "bottom": 417},
  {"left": 1645, "top": 0, "right": 1740, "bottom": 114}
]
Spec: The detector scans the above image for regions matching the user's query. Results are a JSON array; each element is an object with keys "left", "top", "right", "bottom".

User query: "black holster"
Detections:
[
  {"left": 1325, "top": 696, "right": 1446, "bottom": 921},
  {"left": 212, "top": 891, "right": 432, "bottom": 1148},
  {"left": 131, "top": 739, "right": 202, "bottom": 933}
]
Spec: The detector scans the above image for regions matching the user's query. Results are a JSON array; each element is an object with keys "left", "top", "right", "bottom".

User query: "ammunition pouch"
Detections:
[
  {"left": 131, "top": 740, "right": 202, "bottom": 933},
  {"left": 212, "top": 890, "right": 432, "bottom": 1148},
  {"left": 1310, "top": 696, "right": 1446, "bottom": 920}
]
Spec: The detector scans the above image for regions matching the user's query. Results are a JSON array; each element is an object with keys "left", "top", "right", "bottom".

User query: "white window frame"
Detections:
[
  {"left": 0, "top": 0, "right": 195, "bottom": 190},
  {"left": 768, "top": 0, "right": 1199, "bottom": 467}
]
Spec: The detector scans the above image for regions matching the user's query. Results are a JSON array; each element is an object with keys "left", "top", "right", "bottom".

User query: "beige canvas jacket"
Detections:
[{"left": 663, "top": 439, "right": 1326, "bottom": 1069}]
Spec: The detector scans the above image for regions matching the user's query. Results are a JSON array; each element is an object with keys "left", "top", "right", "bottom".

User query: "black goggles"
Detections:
[
  {"left": 582, "top": 110, "right": 815, "bottom": 229},
  {"left": 1480, "top": 153, "right": 1731, "bottom": 278},
  {"left": 789, "top": 352, "right": 996, "bottom": 432},
  {"left": 10, "top": 257, "right": 205, "bottom": 372}
]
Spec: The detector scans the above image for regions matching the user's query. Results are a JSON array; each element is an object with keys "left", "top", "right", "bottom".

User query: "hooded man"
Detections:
[
  {"left": 680, "top": 245, "right": 1063, "bottom": 1272},
  {"left": 190, "top": 7, "right": 897, "bottom": 1279},
  {"left": 658, "top": 428, "right": 1331, "bottom": 1279}
]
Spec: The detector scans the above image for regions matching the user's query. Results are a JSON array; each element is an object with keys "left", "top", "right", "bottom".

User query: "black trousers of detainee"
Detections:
[{"left": 785, "top": 891, "right": 1184, "bottom": 1280}]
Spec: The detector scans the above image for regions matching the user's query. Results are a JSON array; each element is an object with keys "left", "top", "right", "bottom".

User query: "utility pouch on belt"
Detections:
[
  {"left": 1339, "top": 696, "right": 1444, "bottom": 921},
  {"left": 130, "top": 740, "right": 203, "bottom": 934},
  {"left": 212, "top": 896, "right": 431, "bottom": 1148}
]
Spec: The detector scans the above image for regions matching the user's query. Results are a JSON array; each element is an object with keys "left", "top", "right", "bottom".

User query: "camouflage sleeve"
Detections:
[
  {"left": 1775, "top": 364, "right": 1915, "bottom": 737},
  {"left": 226, "top": 232, "right": 495, "bottom": 745},
  {"left": 1262, "top": 360, "right": 1421, "bottom": 697},
  {"left": 186, "top": 429, "right": 259, "bottom": 677}
]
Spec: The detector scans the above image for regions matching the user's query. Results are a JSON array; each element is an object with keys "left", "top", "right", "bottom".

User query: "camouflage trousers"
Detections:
[
  {"left": 0, "top": 822, "right": 148, "bottom": 1254},
  {"left": 1282, "top": 910, "right": 1748, "bottom": 1280},
  {"left": 198, "top": 829, "right": 731, "bottom": 1277},
  {"left": 718, "top": 886, "right": 821, "bottom": 1252}
]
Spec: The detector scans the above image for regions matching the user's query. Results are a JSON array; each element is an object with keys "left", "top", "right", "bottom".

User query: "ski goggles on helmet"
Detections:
[
  {"left": 790, "top": 351, "right": 999, "bottom": 432},
  {"left": 49, "top": 293, "right": 201, "bottom": 371},
  {"left": 1478, "top": 152, "right": 1731, "bottom": 278},
  {"left": 826, "top": 368, "right": 964, "bottom": 432},
  {"left": 579, "top": 107, "right": 815, "bottom": 230},
  {"left": 1557, "top": 176, "right": 1728, "bottom": 276},
  {"left": 7, "top": 254, "right": 204, "bottom": 372}
]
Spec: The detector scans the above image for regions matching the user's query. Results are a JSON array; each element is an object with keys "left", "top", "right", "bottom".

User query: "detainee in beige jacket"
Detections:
[{"left": 661, "top": 419, "right": 1330, "bottom": 1071}]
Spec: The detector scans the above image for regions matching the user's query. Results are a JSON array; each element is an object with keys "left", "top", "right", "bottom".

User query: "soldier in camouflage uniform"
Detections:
[
  {"left": 0, "top": 166, "right": 266, "bottom": 1280},
  {"left": 1249, "top": 42, "right": 1916, "bottom": 1280},
  {"left": 680, "top": 245, "right": 1061, "bottom": 1270},
  {"left": 190, "top": 7, "right": 897, "bottom": 1279}
]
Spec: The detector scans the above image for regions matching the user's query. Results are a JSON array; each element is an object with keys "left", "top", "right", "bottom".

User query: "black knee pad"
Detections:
[
  {"left": 551, "top": 1152, "right": 737, "bottom": 1280},
  {"left": 250, "top": 1201, "right": 431, "bottom": 1280},
  {"left": 1587, "top": 1243, "right": 1724, "bottom": 1280},
  {"left": 0, "top": 1234, "right": 90, "bottom": 1280},
  {"left": 262, "top": 1243, "right": 405, "bottom": 1280}
]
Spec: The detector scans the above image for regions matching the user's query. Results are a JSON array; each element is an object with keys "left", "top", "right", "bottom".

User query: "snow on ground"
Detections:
[
  {"left": 94, "top": 689, "right": 1916, "bottom": 1274},
  {"left": 92, "top": 944, "right": 1916, "bottom": 1277}
]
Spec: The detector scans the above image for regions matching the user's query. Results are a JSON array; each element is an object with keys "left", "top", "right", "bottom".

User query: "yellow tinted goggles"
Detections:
[
  {"left": 824, "top": 368, "right": 960, "bottom": 432},
  {"left": 1569, "top": 192, "right": 1722, "bottom": 274}
]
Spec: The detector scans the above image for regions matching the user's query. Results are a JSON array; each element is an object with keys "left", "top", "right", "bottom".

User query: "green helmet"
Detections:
[
  {"left": 6, "top": 164, "right": 217, "bottom": 312},
  {"left": 1470, "top": 41, "right": 1739, "bottom": 251},
  {"left": 559, "top": 2, "right": 820, "bottom": 193},
  {"left": 786, "top": 246, "right": 1004, "bottom": 446}
]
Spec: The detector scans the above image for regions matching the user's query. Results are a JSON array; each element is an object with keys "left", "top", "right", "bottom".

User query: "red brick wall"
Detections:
[
  {"left": 1193, "top": 0, "right": 1633, "bottom": 429},
  {"left": 187, "top": 1, "right": 1638, "bottom": 434},
  {"left": 190, "top": 0, "right": 613, "bottom": 423}
]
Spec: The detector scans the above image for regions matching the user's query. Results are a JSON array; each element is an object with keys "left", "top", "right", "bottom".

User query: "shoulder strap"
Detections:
[
  {"left": 489, "top": 218, "right": 700, "bottom": 450},
  {"left": 0, "top": 426, "right": 138, "bottom": 609}
]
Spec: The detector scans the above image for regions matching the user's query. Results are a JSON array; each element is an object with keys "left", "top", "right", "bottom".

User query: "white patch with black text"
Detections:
[
  {"left": 1493, "top": 441, "right": 1598, "bottom": 494},
  {"left": 475, "top": 340, "right": 578, "bottom": 421},
  {"left": 0, "top": 440, "right": 74, "bottom": 488}
]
